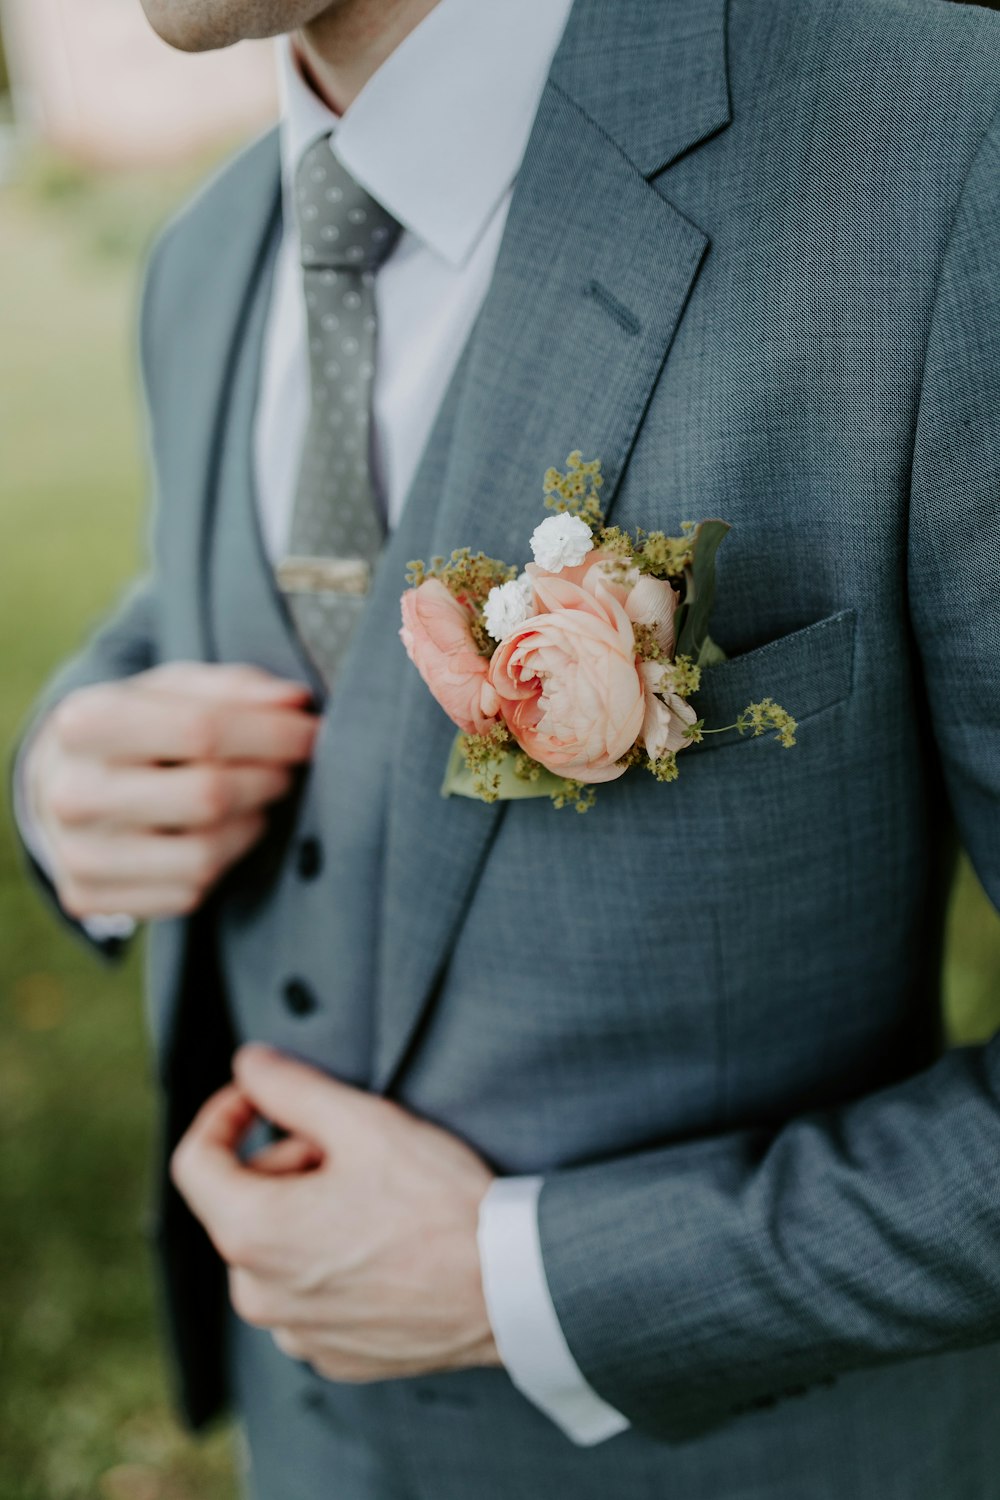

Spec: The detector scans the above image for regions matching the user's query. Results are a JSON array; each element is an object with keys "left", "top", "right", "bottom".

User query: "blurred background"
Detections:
[
  {"left": 0, "top": 5, "right": 273, "bottom": 1497},
  {"left": 1, "top": 3, "right": 999, "bottom": 1498}
]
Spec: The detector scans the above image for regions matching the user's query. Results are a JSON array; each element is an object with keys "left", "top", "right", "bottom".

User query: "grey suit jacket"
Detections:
[{"left": 20, "top": 0, "right": 1000, "bottom": 1460}]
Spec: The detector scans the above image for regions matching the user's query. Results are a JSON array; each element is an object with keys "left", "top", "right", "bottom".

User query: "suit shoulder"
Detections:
[
  {"left": 143, "top": 128, "right": 280, "bottom": 306},
  {"left": 837, "top": 0, "right": 997, "bottom": 112},
  {"left": 729, "top": 0, "right": 1000, "bottom": 202},
  {"left": 733, "top": 0, "right": 1000, "bottom": 120}
]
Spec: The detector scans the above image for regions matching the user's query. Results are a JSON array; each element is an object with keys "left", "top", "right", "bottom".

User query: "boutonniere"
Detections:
[{"left": 400, "top": 452, "right": 797, "bottom": 811}]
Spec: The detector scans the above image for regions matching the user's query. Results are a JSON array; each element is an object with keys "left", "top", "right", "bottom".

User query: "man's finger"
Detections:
[
  {"left": 249, "top": 1136, "right": 325, "bottom": 1176},
  {"left": 233, "top": 1045, "right": 387, "bottom": 1151},
  {"left": 139, "top": 662, "right": 313, "bottom": 705},
  {"left": 53, "top": 761, "right": 294, "bottom": 831},
  {"left": 58, "top": 879, "right": 207, "bottom": 921},
  {"left": 171, "top": 1085, "right": 276, "bottom": 1262},
  {"left": 55, "top": 687, "right": 318, "bottom": 766},
  {"left": 134, "top": 694, "right": 320, "bottom": 766},
  {"left": 58, "top": 815, "right": 266, "bottom": 888},
  {"left": 272, "top": 1328, "right": 312, "bottom": 1364}
]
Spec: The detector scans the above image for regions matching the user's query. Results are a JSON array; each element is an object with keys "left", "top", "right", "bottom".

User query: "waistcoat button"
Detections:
[
  {"left": 296, "top": 836, "right": 323, "bottom": 881},
  {"left": 283, "top": 978, "right": 319, "bottom": 1017}
]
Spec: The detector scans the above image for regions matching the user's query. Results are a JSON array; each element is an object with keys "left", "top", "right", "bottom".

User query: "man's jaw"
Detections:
[{"left": 137, "top": 0, "right": 341, "bottom": 52}]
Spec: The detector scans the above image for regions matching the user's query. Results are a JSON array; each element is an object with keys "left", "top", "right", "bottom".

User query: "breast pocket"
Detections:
[{"left": 689, "top": 609, "right": 857, "bottom": 753}]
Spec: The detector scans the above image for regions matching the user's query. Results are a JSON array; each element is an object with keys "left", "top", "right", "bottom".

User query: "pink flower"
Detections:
[
  {"left": 488, "top": 565, "right": 645, "bottom": 782},
  {"left": 526, "top": 549, "right": 630, "bottom": 601},
  {"left": 400, "top": 580, "right": 499, "bottom": 736},
  {"left": 527, "top": 553, "right": 679, "bottom": 653},
  {"left": 639, "top": 662, "right": 698, "bottom": 760},
  {"left": 624, "top": 574, "right": 678, "bottom": 656}
]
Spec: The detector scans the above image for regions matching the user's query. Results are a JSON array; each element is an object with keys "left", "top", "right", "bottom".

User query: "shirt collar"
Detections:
[{"left": 278, "top": 0, "right": 573, "bottom": 268}]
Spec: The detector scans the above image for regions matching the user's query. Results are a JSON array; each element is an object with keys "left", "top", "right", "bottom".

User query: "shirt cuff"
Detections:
[
  {"left": 13, "top": 729, "right": 137, "bottom": 944},
  {"left": 477, "top": 1175, "right": 630, "bottom": 1447}
]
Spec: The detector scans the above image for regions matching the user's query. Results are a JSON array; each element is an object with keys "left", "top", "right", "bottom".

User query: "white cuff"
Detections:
[
  {"left": 477, "top": 1175, "right": 630, "bottom": 1447},
  {"left": 13, "top": 730, "right": 136, "bottom": 944}
]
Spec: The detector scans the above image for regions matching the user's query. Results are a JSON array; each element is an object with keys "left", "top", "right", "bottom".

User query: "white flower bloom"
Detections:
[
  {"left": 483, "top": 573, "right": 536, "bottom": 641},
  {"left": 529, "top": 513, "right": 595, "bottom": 573}
]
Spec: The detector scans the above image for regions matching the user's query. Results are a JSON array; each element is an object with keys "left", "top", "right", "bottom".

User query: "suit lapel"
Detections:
[
  {"left": 373, "top": 0, "right": 731, "bottom": 1091},
  {"left": 161, "top": 131, "right": 282, "bottom": 662}
]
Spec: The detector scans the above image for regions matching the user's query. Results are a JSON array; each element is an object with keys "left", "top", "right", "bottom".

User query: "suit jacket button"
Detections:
[
  {"left": 283, "top": 978, "right": 318, "bottom": 1017},
  {"left": 296, "top": 837, "right": 323, "bottom": 881}
]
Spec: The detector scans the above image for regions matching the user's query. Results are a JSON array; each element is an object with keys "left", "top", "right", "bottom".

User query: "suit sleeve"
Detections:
[
  {"left": 534, "top": 109, "right": 1000, "bottom": 1442},
  {"left": 9, "top": 231, "right": 171, "bottom": 951}
]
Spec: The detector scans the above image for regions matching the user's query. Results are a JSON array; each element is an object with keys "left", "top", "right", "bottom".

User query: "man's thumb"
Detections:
[{"left": 232, "top": 1044, "right": 370, "bottom": 1149}]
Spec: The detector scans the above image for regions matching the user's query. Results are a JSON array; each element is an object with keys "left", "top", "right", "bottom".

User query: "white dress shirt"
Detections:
[
  {"left": 270, "top": 4, "right": 626, "bottom": 1445},
  {"left": 23, "top": 0, "right": 629, "bottom": 1446}
]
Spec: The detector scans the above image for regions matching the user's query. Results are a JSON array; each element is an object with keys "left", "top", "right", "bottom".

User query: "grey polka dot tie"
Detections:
[{"left": 277, "top": 135, "right": 402, "bottom": 688}]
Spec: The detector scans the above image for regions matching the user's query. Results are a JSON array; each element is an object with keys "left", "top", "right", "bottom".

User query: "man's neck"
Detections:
[{"left": 295, "top": 0, "right": 441, "bottom": 115}]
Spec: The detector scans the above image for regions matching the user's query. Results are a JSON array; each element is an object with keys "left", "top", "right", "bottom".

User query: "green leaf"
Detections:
[
  {"left": 440, "top": 734, "right": 568, "bottom": 802},
  {"left": 696, "top": 632, "right": 728, "bottom": 668},
  {"left": 674, "top": 519, "right": 730, "bottom": 662}
]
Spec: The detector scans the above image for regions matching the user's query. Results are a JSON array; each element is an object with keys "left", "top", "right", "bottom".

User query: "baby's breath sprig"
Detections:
[
  {"left": 513, "top": 752, "right": 543, "bottom": 783},
  {"left": 543, "top": 451, "right": 605, "bottom": 531},
  {"left": 647, "top": 752, "right": 680, "bottom": 783},
  {"left": 737, "top": 699, "right": 798, "bottom": 747},
  {"left": 697, "top": 698, "right": 798, "bottom": 748},
  {"left": 406, "top": 548, "right": 515, "bottom": 606},
  {"left": 633, "top": 522, "right": 698, "bottom": 579},
  {"left": 514, "top": 749, "right": 601, "bottom": 812},
  {"left": 468, "top": 619, "right": 495, "bottom": 657},
  {"left": 594, "top": 525, "right": 635, "bottom": 560},
  {"left": 459, "top": 723, "right": 514, "bottom": 802},
  {"left": 667, "top": 655, "right": 702, "bottom": 698},
  {"left": 616, "top": 744, "right": 647, "bottom": 771},
  {"left": 633, "top": 623, "right": 670, "bottom": 663},
  {"left": 551, "top": 779, "right": 597, "bottom": 814}
]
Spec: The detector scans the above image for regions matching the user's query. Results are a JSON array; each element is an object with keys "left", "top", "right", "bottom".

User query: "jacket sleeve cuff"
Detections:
[{"left": 477, "top": 1175, "right": 630, "bottom": 1446}]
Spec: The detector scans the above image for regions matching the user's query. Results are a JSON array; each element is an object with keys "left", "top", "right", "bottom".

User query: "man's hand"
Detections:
[
  {"left": 171, "top": 1045, "right": 500, "bottom": 1383},
  {"left": 26, "top": 663, "right": 318, "bottom": 921}
]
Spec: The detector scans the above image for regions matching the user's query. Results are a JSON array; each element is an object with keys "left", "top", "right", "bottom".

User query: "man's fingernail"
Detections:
[
  {"left": 236, "top": 1042, "right": 279, "bottom": 1065},
  {"left": 248, "top": 682, "right": 311, "bottom": 701}
]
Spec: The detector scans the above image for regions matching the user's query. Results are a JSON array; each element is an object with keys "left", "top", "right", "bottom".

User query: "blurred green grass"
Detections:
[
  {"left": 0, "top": 151, "right": 239, "bottom": 1500},
  {"left": 1, "top": 143, "right": 1000, "bottom": 1500}
]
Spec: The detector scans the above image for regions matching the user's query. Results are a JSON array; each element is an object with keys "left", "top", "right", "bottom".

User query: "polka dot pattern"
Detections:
[
  {"left": 294, "top": 137, "right": 401, "bottom": 273},
  {"left": 281, "top": 134, "right": 401, "bottom": 688}
]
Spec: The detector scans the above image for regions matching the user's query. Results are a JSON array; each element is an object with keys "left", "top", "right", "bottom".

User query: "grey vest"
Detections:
[
  {"left": 206, "top": 219, "right": 472, "bottom": 1089},
  {"left": 208, "top": 224, "right": 379, "bottom": 1086}
]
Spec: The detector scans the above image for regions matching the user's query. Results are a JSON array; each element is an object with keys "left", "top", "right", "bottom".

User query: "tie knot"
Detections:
[{"left": 295, "top": 137, "right": 401, "bottom": 272}]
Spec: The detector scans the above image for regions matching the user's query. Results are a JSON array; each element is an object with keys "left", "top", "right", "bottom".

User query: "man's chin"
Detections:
[{"left": 138, "top": 0, "right": 329, "bottom": 51}]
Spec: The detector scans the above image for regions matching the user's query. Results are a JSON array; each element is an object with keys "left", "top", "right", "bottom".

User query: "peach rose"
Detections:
[
  {"left": 639, "top": 661, "right": 699, "bottom": 760},
  {"left": 624, "top": 573, "right": 679, "bottom": 656},
  {"left": 400, "top": 579, "right": 499, "bottom": 736},
  {"left": 527, "top": 553, "right": 678, "bottom": 650},
  {"left": 526, "top": 549, "right": 631, "bottom": 602},
  {"left": 489, "top": 566, "right": 645, "bottom": 782}
]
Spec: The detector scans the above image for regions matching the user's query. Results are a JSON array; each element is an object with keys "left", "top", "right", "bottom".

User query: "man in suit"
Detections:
[{"left": 16, "top": 0, "right": 1000, "bottom": 1494}]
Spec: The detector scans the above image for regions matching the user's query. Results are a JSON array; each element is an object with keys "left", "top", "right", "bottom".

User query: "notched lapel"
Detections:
[
  {"left": 373, "top": 77, "right": 719, "bottom": 1093},
  {"left": 156, "top": 131, "right": 282, "bottom": 661},
  {"left": 551, "top": 0, "right": 731, "bottom": 178}
]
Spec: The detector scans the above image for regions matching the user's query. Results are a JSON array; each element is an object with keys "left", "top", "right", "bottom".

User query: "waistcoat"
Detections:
[
  {"left": 203, "top": 217, "right": 474, "bottom": 1089},
  {"left": 207, "top": 224, "right": 379, "bottom": 1085}
]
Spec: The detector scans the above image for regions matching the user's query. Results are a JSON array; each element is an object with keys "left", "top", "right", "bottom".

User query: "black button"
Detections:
[
  {"left": 283, "top": 978, "right": 318, "bottom": 1017},
  {"left": 296, "top": 836, "right": 323, "bottom": 881}
]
